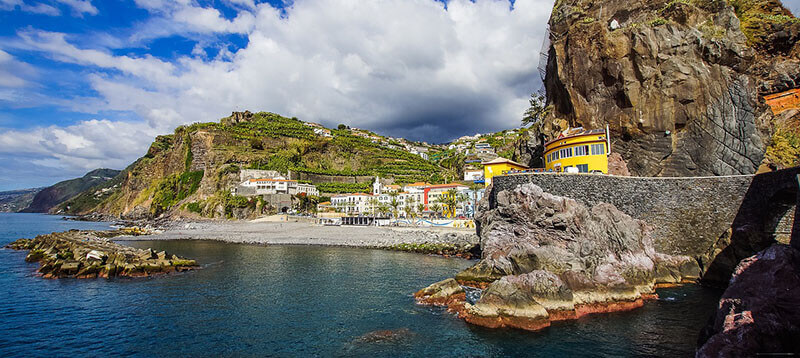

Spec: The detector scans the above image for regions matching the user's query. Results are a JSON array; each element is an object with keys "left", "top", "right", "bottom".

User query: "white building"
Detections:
[
  {"left": 238, "top": 178, "right": 318, "bottom": 196},
  {"left": 331, "top": 193, "right": 373, "bottom": 215},
  {"left": 464, "top": 170, "right": 484, "bottom": 181}
]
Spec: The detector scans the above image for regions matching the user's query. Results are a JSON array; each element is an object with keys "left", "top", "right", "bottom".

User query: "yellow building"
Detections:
[
  {"left": 482, "top": 157, "right": 529, "bottom": 187},
  {"left": 544, "top": 127, "right": 610, "bottom": 173}
]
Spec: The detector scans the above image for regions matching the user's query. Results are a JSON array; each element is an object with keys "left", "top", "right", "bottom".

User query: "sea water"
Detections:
[{"left": 0, "top": 213, "right": 722, "bottom": 357}]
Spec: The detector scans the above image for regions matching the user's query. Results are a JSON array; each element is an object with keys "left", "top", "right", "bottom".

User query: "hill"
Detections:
[
  {"left": 59, "top": 111, "right": 453, "bottom": 219},
  {"left": 21, "top": 169, "right": 121, "bottom": 213},
  {"left": 0, "top": 188, "right": 43, "bottom": 213}
]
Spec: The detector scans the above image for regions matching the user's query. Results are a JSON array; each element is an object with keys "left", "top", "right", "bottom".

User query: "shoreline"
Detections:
[{"left": 115, "top": 220, "right": 481, "bottom": 257}]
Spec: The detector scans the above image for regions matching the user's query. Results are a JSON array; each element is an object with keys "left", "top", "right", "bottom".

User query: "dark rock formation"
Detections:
[
  {"left": 21, "top": 168, "right": 121, "bottom": 213},
  {"left": 6, "top": 229, "right": 197, "bottom": 279},
  {"left": 540, "top": 0, "right": 800, "bottom": 176},
  {"left": 697, "top": 244, "right": 800, "bottom": 356},
  {"left": 417, "top": 183, "right": 698, "bottom": 331}
]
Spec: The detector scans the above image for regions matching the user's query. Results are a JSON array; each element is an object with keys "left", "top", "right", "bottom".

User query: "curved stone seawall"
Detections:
[{"left": 491, "top": 169, "right": 798, "bottom": 285}]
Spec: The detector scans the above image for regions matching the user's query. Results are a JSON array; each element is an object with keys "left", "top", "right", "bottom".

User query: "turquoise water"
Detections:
[{"left": 0, "top": 213, "right": 722, "bottom": 357}]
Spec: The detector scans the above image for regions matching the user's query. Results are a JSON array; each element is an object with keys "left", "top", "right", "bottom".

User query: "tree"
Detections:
[
  {"left": 522, "top": 92, "right": 551, "bottom": 127},
  {"left": 368, "top": 198, "right": 380, "bottom": 216},
  {"left": 435, "top": 188, "right": 466, "bottom": 218},
  {"left": 416, "top": 203, "right": 425, "bottom": 217},
  {"left": 249, "top": 137, "right": 263, "bottom": 150},
  {"left": 430, "top": 203, "right": 442, "bottom": 218},
  {"left": 404, "top": 196, "right": 416, "bottom": 218},
  {"left": 338, "top": 124, "right": 348, "bottom": 130}
]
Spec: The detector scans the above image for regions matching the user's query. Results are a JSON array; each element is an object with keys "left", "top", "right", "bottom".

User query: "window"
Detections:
[
  {"left": 591, "top": 144, "right": 605, "bottom": 155},
  {"left": 574, "top": 145, "right": 589, "bottom": 156},
  {"left": 577, "top": 164, "right": 588, "bottom": 173}
]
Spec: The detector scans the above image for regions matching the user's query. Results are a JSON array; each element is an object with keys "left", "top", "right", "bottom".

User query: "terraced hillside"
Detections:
[{"left": 60, "top": 111, "right": 450, "bottom": 219}]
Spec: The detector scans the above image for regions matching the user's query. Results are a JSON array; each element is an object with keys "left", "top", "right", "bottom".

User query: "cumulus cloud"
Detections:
[{"left": 0, "top": 0, "right": 554, "bottom": 188}]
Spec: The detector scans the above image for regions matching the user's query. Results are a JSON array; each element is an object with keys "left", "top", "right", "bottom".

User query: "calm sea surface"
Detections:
[{"left": 0, "top": 213, "right": 722, "bottom": 357}]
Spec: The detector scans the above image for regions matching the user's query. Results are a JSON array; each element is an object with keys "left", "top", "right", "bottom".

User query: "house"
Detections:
[
  {"left": 482, "top": 157, "right": 529, "bottom": 187},
  {"left": 313, "top": 128, "right": 332, "bottom": 137},
  {"left": 764, "top": 88, "right": 800, "bottom": 114},
  {"left": 237, "top": 178, "right": 319, "bottom": 196},
  {"left": 331, "top": 193, "right": 373, "bottom": 215},
  {"left": 464, "top": 169, "right": 484, "bottom": 182},
  {"left": 544, "top": 126, "right": 610, "bottom": 174}
]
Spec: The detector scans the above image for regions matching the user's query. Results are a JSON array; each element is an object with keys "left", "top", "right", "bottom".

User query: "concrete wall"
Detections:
[{"left": 491, "top": 169, "right": 798, "bottom": 281}]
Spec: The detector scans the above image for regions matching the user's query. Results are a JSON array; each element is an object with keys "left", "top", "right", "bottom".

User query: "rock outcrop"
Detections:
[
  {"left": 697, "top": 244, "right": 800, "bottom": 356},
  {"left": 417, "top": 183, "right": 699, "bottom": 331},
  {"left": 541, "top": 0, "right": 800, "bottom": 176},
  {"left": 6, "top": 229, "right": 197, "bottom": 278}
]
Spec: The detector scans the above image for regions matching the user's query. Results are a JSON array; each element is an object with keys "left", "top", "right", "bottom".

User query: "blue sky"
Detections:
[{"left": 0, "top": 0, "right": 797, "bottom": 191}]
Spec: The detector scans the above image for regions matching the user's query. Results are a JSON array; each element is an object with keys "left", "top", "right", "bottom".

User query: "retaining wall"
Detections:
[{"left": 491, "top": 171, "right": 797, "bottom": 267}]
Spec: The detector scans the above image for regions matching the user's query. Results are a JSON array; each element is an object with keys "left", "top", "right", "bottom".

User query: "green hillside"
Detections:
[{"left": 61, "top": 111, "right": 451, "bottom": 219}]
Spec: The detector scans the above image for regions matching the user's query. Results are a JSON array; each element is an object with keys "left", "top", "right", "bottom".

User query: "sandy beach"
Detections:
[{"left": 118, "top": 220, "right": 479, "bottom": 249}]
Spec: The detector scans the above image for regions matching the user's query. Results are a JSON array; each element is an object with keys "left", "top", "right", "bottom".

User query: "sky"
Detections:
[{"left": 0, "top": 0, "right": 798, "bottom": 191}]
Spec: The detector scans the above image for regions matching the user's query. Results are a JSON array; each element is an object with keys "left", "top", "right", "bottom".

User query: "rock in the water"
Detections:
[
  {"left": 697, "top": 244, "right": 800, "bottom": 356},
  {"left": 418, "top": 183, "right": 698, "bottom": 331},
  {"left": 6, "top": 230, "right": 197, "bottom": 279}
]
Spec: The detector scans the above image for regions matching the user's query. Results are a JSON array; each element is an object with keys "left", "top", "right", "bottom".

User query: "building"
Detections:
[
  {"left": 331, "top": 193, "right": 373, "bottom": 215},
  {"left": 423, "top": 183, "right": 470, "bottom": 217},
  {"left": 764, "top": 88, "right": 800, "bottom": 114},
  {"left": 237, "top": 178, "right": 319, "bottom": 196},
  {"left": 482, "top": 157, "right": 529, "bottom": 187},
  {"left": 544, "top": 127, "right": 610, "bottom": 174},
  {"left": 464, "top": 169, "right": 484, "bottom": 182}
]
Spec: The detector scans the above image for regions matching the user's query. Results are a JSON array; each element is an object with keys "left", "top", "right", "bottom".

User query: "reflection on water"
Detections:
[{"left": 0, "top": 214, "right": 721, "bottom": 357}]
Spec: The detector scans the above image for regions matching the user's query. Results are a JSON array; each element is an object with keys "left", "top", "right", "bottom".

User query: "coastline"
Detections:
[{"left": 116, "top": 220, "right": 480, "bottom": 252}]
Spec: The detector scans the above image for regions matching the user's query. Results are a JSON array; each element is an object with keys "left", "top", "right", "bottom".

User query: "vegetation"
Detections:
[
  {"left": 315, "top": 182, "right": 371, "bottom": 194},
  {"left": 522, "top": 93, "right": 551, "bottom": 128},
  {"left": 728, "top": 0, "right": 799, "bottom": 47},
  {"left": 766, "top": 127, "right": 800, "bottom": 168},
  {"left": 150, "top": 171, "right": 204, "bottom": 216}
]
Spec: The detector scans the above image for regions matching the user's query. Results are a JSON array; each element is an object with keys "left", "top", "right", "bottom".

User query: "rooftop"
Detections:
[{"left": 482, "top": 157, "right": 528, "bottom": 168}]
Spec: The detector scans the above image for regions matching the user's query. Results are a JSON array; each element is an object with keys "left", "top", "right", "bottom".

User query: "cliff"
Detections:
[
  {"left": 0, "top": 188, "right": 42, "bottom": 213},
  {"left": 62, "top": 111, "right": 449, "bottom": 219},
  {"left": 540, "top": 0, "right": 800, "bottom": 176},
  {"left": 20, "top": 169, "right": 120, "bottom": 213}
]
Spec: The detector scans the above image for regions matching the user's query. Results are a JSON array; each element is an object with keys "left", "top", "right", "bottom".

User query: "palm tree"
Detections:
[
  {"left": 416, "top": 203, "right": 425, "bottom": 217},
  {"left": 378, "top": 203, "right": 391, "bottom": 217},
  {"left": 430, "top": 203, "right": 442, "bottom": 218},
  {"left": 404, "top": 196, "right": 416, "bottom": 218},
  {"left": 389, "top": 198, "right": 400, "bottom": 218},
  {"left": 368, "top": 198, "right": 380, "bottom": 216},
  {"left": 436, "top": 188, "right": 466, "bottom": 218}
]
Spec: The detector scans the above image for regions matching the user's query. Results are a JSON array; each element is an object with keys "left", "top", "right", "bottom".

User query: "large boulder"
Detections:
[
  {"left": 697, "top": 244, "right": 800, "bottom": 356},
  {"left": 420, "top": 183, "right": 698, "bottom": 331}
]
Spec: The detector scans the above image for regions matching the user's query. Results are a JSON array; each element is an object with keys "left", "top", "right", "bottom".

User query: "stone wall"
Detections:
[{"left": 491, "top": 170, "right": 798, "bottom": 281}]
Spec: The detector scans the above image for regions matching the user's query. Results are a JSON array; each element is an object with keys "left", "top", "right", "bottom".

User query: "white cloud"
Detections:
[
  {"left": 0, "top": 0, "right": 61, "bottom": 15},
  {"left": 0, "top": 50, "right": 36, "bottom": 87},
  {"left": 55, "top": 0, "right": 97, "bottom": 16},
  {"left": 0, "top": 0, "right": 553, "bottom": 186}
]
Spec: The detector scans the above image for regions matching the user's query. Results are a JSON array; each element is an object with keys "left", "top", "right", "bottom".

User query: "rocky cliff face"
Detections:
[
  {"left": 416, "top": 183, "right": 699, "bottom": 331},
  {"left": 541, "top": 0, "right": 799, "bottom": 176},
  {"left": 697, "top": 244, "right": 800, "bottom": 356}
]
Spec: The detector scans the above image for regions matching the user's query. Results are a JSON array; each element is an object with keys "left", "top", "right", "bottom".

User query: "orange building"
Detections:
[{"left": 764, "top": 89, "right": 800, "bottom": 114}]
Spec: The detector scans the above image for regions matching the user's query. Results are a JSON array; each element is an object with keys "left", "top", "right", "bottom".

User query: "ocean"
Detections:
[{"left": 0, "top": 213, "right": 722, "bottom": 357}]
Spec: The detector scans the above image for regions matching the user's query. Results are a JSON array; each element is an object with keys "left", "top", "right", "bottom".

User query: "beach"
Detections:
[{"left": 118, "top": 220, "right": 480, "bottom": 249}]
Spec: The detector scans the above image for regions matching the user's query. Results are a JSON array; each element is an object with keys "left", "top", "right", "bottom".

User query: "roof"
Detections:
[
  {"left": 426, "top": 183, "right": 469, "bottom": 189},
  {"left": 544, "top": 128, "right": 606, "bottom": 147},
  {"left": 385, "top": 184, "right": 401, "bottom": 189},
  {"left": 405, "top": 182, "right": 432, "bottom": 187},
  {"left": 249, "top": 178, "right": 296, "bottom": 183},
  {"left": 482, "top": 157, "right": 528, "bottom": 168},
  {"left": 318, "top": 201, "right": 331, "bottom": 205}
]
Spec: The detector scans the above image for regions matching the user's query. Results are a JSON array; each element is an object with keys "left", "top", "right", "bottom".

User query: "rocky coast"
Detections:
[
  {"left": 6, "top": 229, "right": 198, "bottom": 279},
  {"left": 416, "top": 183, "right": 701, "bottom": 331}
]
